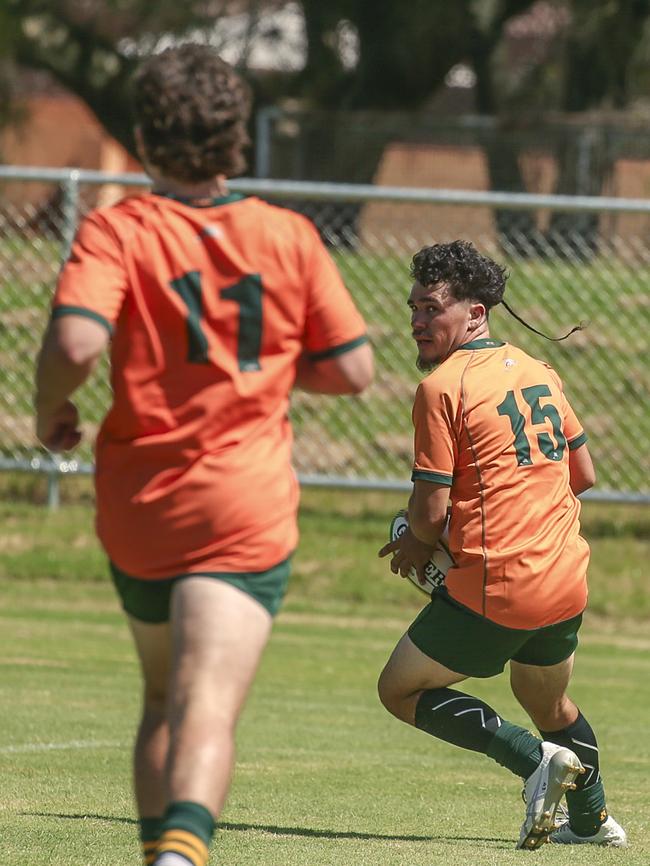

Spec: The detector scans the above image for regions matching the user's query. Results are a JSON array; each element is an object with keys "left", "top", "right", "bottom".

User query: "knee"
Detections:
[
  {"left": 377, "top": 671, "right": 392, "bottom": 713},
  {"left": 142, "top": 683, "right": 168, "bottom": 718},
  {"left": 377, "top": 667, "right": 411, "bottom": 723},
  {"left": 529, "top": 697, "right": 577, "bottom": 732}
]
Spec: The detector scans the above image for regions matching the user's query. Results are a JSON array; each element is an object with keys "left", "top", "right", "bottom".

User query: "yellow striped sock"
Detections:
[
  {"left": 156, "top": 829, "right": 209, "bottom": 866},
  {"left": 142, "top": 838, "right": 158, "bottom": 865}
]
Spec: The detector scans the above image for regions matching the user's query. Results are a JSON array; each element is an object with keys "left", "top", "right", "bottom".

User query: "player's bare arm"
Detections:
[
  {"left": 34, "top": 315, "right": 108, "bottom": 451},
  {"left": 407, "top": 480, "right": 449, "bottom": 545},
  {"left": 295, "top": 341, "right": 373, "bottom": 394},
  {"left": 568, "top": 443, "right": 596, "bottom": 496}
]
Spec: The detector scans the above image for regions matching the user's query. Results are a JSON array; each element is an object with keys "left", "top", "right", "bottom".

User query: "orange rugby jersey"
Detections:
[
  {"left": 411, "top": 338, "right": 589, "bottom": 629},
  {"left": 52, "top": 192, "right": 368, "bottom": 578}
]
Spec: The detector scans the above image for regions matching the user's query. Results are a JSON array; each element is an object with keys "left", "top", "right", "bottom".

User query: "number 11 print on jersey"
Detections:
[{"left": 170, "top": 271, "right": 263, "bottom": 370}]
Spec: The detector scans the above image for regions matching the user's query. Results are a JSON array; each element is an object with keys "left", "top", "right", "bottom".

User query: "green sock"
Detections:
[
  {"left": 566, "top": 781, "right": 608, "bottom": 836},
  {"left": 486, "top": 720, "right": 544, "bottom": 779},
  {"left": 414, "top": 688, "right": 542, "bottom": 780},
  {"left": 157, "top": 801, "right": 215, "bottom": 866},
  {"left": 539, "top": 710, "right": 608, "bottom": 836},
  {"left": 139, "top": 816, "right": 162, "bottom": 865}
]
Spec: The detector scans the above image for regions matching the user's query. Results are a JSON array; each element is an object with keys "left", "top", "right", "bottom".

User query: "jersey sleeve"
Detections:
[
  {"left": 564, "top": 399, "right": 587, "bottom": 450},
  {"left": 301, "top": 223, "right": 368, "bottom": 360},
  {"left": 52, "top": 212, "right": 129, "bottom": 334},
  {"left": 411, "top": 379, "right": 457, "bottom": 486}
]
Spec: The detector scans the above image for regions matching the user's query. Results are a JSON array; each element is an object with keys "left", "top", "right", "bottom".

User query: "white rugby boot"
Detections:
[
  {"left": 549, "top": 814, "right": 627, "bottom": 847},
  {"left": 516, "top": 741, "right": 584, "bottom": 850}
]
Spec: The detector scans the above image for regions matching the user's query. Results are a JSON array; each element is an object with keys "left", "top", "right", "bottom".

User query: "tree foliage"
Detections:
[
  {"left": 4, "top": 0, "right": 650, "bottom": 214},
  {"left": 1, "top": 0, "right": 287, "bottom": 153}
]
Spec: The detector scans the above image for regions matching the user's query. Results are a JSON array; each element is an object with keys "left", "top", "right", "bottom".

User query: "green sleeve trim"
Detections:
[
  {"left": 568, "top": 431, "right": 588, "bottom": 450},
  {"left": 458, "top": 338, "right": 506, "bottom": 351},
  {"left": 309, "top": 334, "right": 368, "bottom": 362},
  {"left": 155, "top": 191, "right": 247, "bottom": 208},
  {"left": 51, "top": 305, "right": 113, "bottom": 335},
  {"left": 411, "top": 469, "right": 453, "bottom": 486}
]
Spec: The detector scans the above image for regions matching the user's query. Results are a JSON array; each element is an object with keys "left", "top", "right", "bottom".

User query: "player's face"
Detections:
[{"left": 408, "top": 281, "right": 473, "bottom": 370}]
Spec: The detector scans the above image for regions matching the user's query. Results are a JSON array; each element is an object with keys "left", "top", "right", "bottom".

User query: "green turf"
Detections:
[
  {"left": 0, "top": 479, "right": 648, "bottom": 617},
  {"left": 0, "top": 575, "right": 648, "bottom": 865},
  {"left": 0, "top": 484, "right": 649, "bottom": 863}
]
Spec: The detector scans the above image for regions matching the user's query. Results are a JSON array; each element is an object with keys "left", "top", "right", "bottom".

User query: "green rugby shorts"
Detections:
[
  {"left": 408, "top": 589, "right": 583, "bottom": 678},
  {"left": 110, "top": 557, "right": 292, "bottom": 623}
]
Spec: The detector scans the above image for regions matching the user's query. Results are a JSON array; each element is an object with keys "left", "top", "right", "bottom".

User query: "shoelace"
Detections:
[{"left": 554, "top": 802, "right": 569, "bottom": 827}]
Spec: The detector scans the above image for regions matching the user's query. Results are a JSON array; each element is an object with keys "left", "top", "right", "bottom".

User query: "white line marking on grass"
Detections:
[
  {"left": 0, "top": 739, "right": 127, "bottom": 754},
  {"left": 0, "top": 657, "right": 69, "bottom": 667}
]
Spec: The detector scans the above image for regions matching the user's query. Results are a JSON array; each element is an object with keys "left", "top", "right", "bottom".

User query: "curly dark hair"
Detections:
[
  {"left": 132, "top": 44, "right": 252, "bottom": 183},
  {"left": 410, "top": 240, "right": 508, "bottom": 310}
]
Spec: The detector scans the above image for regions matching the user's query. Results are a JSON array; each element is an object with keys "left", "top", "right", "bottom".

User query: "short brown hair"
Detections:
[{"left": 132, "top": 44, "right": 252, "bottom": 183}]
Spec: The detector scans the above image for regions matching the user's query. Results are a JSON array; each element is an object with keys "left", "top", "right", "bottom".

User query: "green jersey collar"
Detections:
[
  {"left": 155, "top": 191, "right": 247, "bottom": 208},
  {"left": 458, "top": 338, "right": 506, "bottom": 351}
]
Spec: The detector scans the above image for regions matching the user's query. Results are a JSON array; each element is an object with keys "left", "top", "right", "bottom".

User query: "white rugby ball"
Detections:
[{"left": 389, "top": 509, "right": 454, "bottom": 594}]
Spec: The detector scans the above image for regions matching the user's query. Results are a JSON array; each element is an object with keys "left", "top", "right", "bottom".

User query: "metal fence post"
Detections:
[
  {"left": 61, "top": 170, "right": 80, "bottom": 258},
  {"left": 46, "top": 461, "right": 61, "bottom": 510},
  {"left": 254, "top": 107, "right": 280, "bottom": 178}
]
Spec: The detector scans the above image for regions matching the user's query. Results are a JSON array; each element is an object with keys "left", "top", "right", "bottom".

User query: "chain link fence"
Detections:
[{"left": 0, "top": 166, "right": 648, "bottom": 504}]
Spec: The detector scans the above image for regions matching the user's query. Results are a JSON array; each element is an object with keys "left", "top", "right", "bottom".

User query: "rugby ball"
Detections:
[{"left": 389, "top": 509, "right": 454, "bottom": 594}]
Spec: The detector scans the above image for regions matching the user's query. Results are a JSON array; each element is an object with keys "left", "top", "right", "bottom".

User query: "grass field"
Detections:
[{"left": 0, "top": 480, "right": 649, "bottom": 865}]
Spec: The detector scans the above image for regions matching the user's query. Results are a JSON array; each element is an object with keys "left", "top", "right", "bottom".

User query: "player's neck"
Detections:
[
  {"left": 464, "top": 322, "right": 490, "bottom": 344},
  {"left": 151, "top": 174, "right": 229, "bottom": 202}
]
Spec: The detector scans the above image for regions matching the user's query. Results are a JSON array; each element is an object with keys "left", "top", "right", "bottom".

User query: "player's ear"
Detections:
[{"left": 468, "top": 301, "right": 487, "bottom": 330}]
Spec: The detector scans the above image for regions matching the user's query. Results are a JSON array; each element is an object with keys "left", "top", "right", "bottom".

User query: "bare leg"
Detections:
[
  {"left": 377, "top": 633, "right": 467, "bottom": 724},
  {"left": 510, "top": 655, "right": 578, "bottom": 731},
  {"left": 166, "top": 577, "right": 273, "bottom": 815},
  {"left": 128, "top": 618, "right": 172, "bottom": 818}
]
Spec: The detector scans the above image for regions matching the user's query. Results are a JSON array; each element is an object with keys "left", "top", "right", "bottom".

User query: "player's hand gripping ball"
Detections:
[{"left": 389, "top": 509, "right": 454, "bottom": 594}]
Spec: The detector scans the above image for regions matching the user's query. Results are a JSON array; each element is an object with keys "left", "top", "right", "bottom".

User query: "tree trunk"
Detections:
[
  {"left": 546, "top": 126, "right": 614, "bottom": 259},
  {"left": 469, "top": 18, "right": 539, "bottom": 257},
  {"left": 481, "top": 128, "right": 543, "bottom": 257}
]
